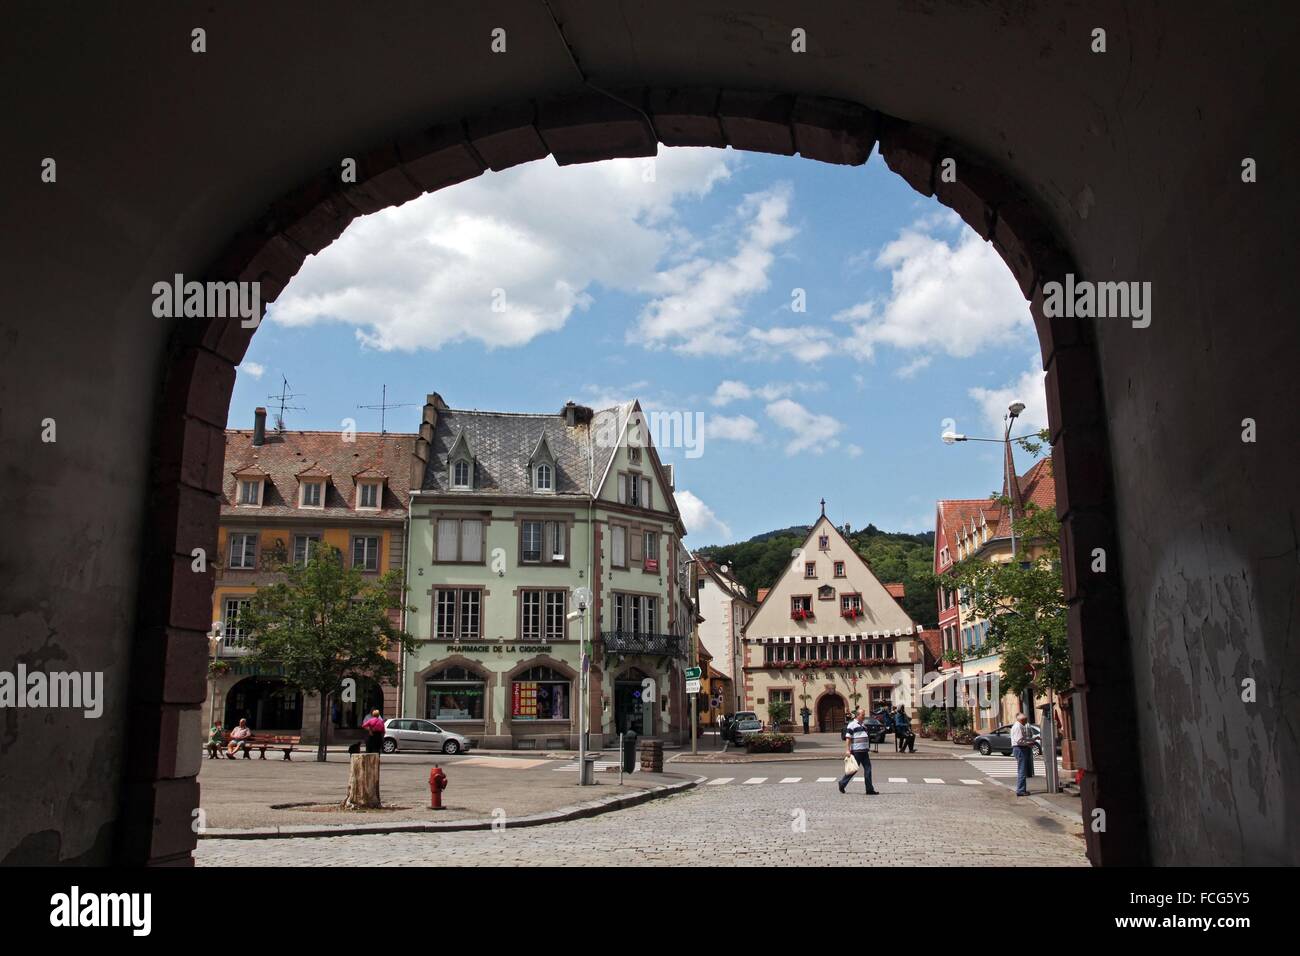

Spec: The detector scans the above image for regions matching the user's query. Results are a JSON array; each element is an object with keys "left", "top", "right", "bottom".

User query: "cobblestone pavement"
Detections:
[{"left": 196, "top": 773, "right": 1088, "bottom": 866}]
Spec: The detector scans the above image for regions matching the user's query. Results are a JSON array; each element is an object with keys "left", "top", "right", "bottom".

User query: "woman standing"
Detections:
[{"left": 361, "top": 709, "right": 386, "bottom": 753}]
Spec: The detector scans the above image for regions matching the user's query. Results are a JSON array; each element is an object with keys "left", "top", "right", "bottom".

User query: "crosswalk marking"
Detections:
[
  {"left": 888, "top": 777, "right": 908, "bottom": 783},
  {"left": 960, "top": 779, "right": 983, "bottom": 785},
  {"left": 779, "top": 777, "right": 802, "bottom": 783},
  {"left": 816, "top": 777, "right": 837, "bottom": 783},
  {"left": 553, "top": 760, "right": 619, "bottom": 772},
  {"left": 923, "top": 777, "right": 944, "bottom": 784},
  {"left": 742, "top": 777, "right": 767, "bottom": 784},
  {"left": 706, "top": 777, "right": 733, "bottom": 785}
]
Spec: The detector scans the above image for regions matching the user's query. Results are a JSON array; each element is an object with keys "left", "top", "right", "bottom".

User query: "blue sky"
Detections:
[{"left": 231, "top": 147, "right": 1048, "bottom": 546}]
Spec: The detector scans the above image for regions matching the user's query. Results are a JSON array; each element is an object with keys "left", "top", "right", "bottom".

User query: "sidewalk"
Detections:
[{"left": 195, "top": 752, "right": 692, "bottom": 835}]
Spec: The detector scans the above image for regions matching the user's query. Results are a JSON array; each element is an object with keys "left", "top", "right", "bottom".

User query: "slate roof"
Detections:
[
  {"left": 222, "top": 429, "right": 416, "bottom": 519},
  {"left": 421, "top": 402, "right": 633, "bottom": 497}
]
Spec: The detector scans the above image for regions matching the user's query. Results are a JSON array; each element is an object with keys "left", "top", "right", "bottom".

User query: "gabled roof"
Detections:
[
  {"left": 222, "top": 428, "right": 416, "bottom": 519},
  {"left": 528, "top": 431, "right": 556, "bottom": 465},
  {"left": 421, "top": 405, "right": 603, "bottom": 496},
  {"left": 694, "top": 555, "right": 756, "bottom": 605},
  {"left": 447, "top": 428, "right": 475, "bottom": 461}
]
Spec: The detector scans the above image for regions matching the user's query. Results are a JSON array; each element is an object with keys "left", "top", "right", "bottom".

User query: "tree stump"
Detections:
[{"left": 343, "top": 753, "right": 382, "bottom": 809}]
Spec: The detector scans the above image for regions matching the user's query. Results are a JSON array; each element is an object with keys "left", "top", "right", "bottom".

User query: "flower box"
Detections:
[
  {"left": 790, "top": 609, "right": 814, "bottom": 621},
  {"left": 841, "top": 608, "right": 863, "bottom": 620},
  {"left": 745, "top": 733, "right": 795, "bottom": 754}
]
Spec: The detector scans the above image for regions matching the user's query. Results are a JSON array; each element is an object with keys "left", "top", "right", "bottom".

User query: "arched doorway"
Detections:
[
  {"left": 817, "top": 693, "right": 846, "bottom": 734},
  {"left": 332, "top": 676, "right": 384, "bottom": 734},
  {"left": 127, "top": 87, "right": 1145, "bottom": 866},
  {"left": 224, "top": 677, "right": 303, "bottom": 732}
]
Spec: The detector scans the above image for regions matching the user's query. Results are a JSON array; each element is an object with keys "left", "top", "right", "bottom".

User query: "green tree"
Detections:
[
  {"left": 948, "top": 502, "right": 1070, "bottom": 697},
  {"left": 766, "top": 699, "right": 791, "bottom": 728},
  {"left": 237, "top": 544, "right": 416, "bottom": 761}
]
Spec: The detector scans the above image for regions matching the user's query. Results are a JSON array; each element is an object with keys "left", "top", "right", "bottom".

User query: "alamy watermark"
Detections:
[
  {"left": 152, "top": 273, "right": 262, "bottom": 328},
  {"left": 1041, "top": 273, "right": 1151, "bottom": 328},
  {"left": 0, "top": 665, "right": 103, "bottom": 718},
  {"left": 594, "top": 408, "right": 705, "bottom": 459}
]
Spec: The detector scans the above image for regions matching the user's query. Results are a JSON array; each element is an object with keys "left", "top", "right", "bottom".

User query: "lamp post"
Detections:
[{"left": 568, "top": 586, "right": 592, "bottom": 786}]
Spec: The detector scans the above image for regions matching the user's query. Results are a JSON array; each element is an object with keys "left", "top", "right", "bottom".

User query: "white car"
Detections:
[{"left": 382, "top": 718, "right": 471, "bottom": 754}]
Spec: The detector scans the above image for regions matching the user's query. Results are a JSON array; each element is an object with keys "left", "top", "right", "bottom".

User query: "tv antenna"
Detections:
[
  {"left": 357, "top": 384, "right": 417, "bottom": 434},
  {"left": 268, "top": 376, "right": 305, "bottom": 432}
]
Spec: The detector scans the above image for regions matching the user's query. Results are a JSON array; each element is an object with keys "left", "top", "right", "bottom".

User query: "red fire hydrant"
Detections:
[{"left": 429, "top": 764, "right": 448, "bottom": 810}]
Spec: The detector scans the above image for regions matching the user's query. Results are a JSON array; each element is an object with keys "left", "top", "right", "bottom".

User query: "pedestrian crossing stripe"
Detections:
[
  {"left": 960, "top": 779, "right": 983, "bottom": 785},
  {"left": 816, "top": 777, "right": 837, "bottom": 783},
  {"left": 887, "top": 777, "right": 908, "bottom": 783},
  {"left": 779, "top": 777, "right": 801, "bottom": 783},
  {"left": 742, "top": 777, "right": 767, "bottom": 784},
  {"left": 923, "top": 777, "right": 944, "bottom": 783},
  {"left": 706, "top": 777, "right": 733, "bottom": 785}
]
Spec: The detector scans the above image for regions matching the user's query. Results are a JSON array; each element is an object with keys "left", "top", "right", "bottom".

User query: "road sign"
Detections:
[
  {"left": 684, "top": 666, "right": 702, "bottom": 680},
  {"left": 686, "top": 679, "right": 702, "bottom": 693}
]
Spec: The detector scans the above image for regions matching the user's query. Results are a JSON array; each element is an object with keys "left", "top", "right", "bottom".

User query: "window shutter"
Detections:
[
  {"left": 461, "top": 519, "right": 482, "bottom": 563},
  {"left": 642, "top": 477, "right": 652, "bottom": 509},
  {"left": 630, "top": 531, "right": 643, "bottom": 566},
  {"left": 437, "top": 520, "right": 459, "bottom": 561},
  {"left": 612, "top": 526, "right": 626, "bottom": 566},
  {"left": 617, "top": 474, "right": 626, "bottom": 504}
]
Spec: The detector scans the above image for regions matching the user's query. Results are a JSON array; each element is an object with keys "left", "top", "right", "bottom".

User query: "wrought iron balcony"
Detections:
[{"left": 601, "top": 631, "right": 687, "bottom": 659}]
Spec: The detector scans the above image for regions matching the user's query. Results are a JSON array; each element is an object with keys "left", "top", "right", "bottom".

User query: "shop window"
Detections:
[
  {"left": 512, "top": 666, "right": 571, "bottom": 720},
  {"left": 425, "top": 666, "right": 485, "bottom": 721}
]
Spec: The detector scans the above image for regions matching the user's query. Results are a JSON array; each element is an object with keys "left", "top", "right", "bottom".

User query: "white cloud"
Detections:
[
  {"left": 836, "top": 218, "right": 1030, "bottom": 364},
  {"left": 765, "top": 399, "right": 843, "bottom": 454},
  {"left": 845, "top": 444, "right": 864, "bottom": 458},
  {"left": 702, "top": 414, "right": 761, "bottom": 443},
  {"left": 676, "top": 490, "right": 732, "bottom": 541},
  {"left": 238, "top": 361, "right": 265, "bottom": 379},
  {"left": 894, "top": 355, "right": 932, "bottom": 379},
  {"left": 634, "top": 184, "right": 797, "bottom": 355},
  {"left": 968, "top": 357, "right": 1049, "bottom": 437},
  {"left": 744, "top": 325, "right": 836, "bottom": 363},
  {"left": 267, "top": 148, "right": 735, "bottom": 351},
  {"left": 710, "top": 380, "right": 795, "bottom": 406}
]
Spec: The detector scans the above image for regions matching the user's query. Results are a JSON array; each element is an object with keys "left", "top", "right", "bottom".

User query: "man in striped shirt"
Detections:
[{"left": 837, "top": 708, "right": 879, "bottom": 795}]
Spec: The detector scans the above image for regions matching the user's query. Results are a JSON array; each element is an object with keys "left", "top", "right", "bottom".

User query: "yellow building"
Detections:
[
  {"left": 951, "top": 450, "right": 1056, "bottom": 733},
  {"left": 207, "top": 407, "right": 417, "bottom": 743}
]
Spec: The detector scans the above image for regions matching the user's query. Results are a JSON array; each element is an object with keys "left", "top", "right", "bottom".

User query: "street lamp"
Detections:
[
  {"left": 207, "top": 621, "right": 223, "bottom": 729},
  {"left": 567, "top": 588, "right": 592, "bottom": 785}
]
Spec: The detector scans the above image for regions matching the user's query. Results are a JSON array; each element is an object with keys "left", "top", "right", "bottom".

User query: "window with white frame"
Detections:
[
  {"left": 237, "top": 479, "right": 262, "bottom": 506},
  {"left": 435, "top": 517, "right": 484, "bottom": 563},
  {"left": 834, "top": 560, "right": 846, "bottom": 578},
  {"left": 805, "top": 562, "right": 817, "bottom": 578},
  {"left": 300, "top": 481, "right": 323, "bottom": 508},
  {"left": 643, "top": 531, "right": 659, "bottom": 565},
  {"left": 841, "top": 593, "right": 863, "bottom": 613},
  {"left": 534, "top": 463, "right": 553, "bottom": 492},
  {"left": 452, "top": 459, "right": 471, "bottom": 489},
  {"left": 519, "top": 589, "right": 568, "bottom": 641},
  {"left": 549, "top": 520, "right": 566, "bottom": 561},
  {"left": 434, "top": 588, "right": 481, "bottom": 641},
  {"left": 292, "top": 533, "right": 320, "bottom": 567},
  {"left": 222, "top": 597, "right": 251, "bottom": 648},
  {"left": 521, "top": 520, "right": 543, "bottom": 563},
  {"left": 352, "top": 535, "right": 380, "bottom": 571},
  {"left": 358, "top": 481, "right": 381, "bottom": 509},
  {"left": 613, "top": 593, "right": 657, "bottom": 633},
  {"left": 228, "top": 533, "right": 257, "bottom": 569}
]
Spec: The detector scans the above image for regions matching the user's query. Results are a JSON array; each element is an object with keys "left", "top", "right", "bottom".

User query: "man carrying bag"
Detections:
[{"left": 837, "top": 708, "right": 880, "bottom": 795}]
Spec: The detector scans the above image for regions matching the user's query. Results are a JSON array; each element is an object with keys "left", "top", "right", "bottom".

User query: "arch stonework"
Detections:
[{"left": 133, "top": 91, "right": 1127, "bottom": 866}]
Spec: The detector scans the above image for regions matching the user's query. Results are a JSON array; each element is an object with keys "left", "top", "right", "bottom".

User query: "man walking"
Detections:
[
  {"left": 1011, "top": 711, "right": 1035, "bottom": 795},
  {"left": 838, "top": 707, "right": 879, "bottom": 795}
]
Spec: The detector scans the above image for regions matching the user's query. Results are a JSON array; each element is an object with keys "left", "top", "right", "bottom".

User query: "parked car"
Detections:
[
  {"left": 864, "top": 717, "right": 891, "bottom": 744},
  {"left": 730, "top": 718, "right": 764, "bottom": 744},
  {"left": 972, "top": 724, "right": 1053, "bottom": 756},
  {"left": 732, "top": 711, "right": 758, "bottom": 724},
  {"left": 382, "top": 718, "right": 471, "bottom": 754}
]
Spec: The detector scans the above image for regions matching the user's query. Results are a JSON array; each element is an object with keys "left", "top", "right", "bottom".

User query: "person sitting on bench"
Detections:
[
  {"left": 227, "top": 718, "right": 253, "bottom": 758},
  {"left": 207, "top": 721, "right": 226, "bottom": 759}
]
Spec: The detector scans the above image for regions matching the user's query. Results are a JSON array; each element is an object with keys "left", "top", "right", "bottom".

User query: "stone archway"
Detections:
[
  {"left": 132, "top": 91, "right": 1132, "bottom": 865},
  {"left": 815, "top": 691, "right": 847, "bottom": 734}
]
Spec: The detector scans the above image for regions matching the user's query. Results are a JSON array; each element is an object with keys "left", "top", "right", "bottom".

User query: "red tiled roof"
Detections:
[
  {"left": 884, "top": 582, "right": 905, "bottom": 599},
  {"left": 223, "top": 428, "right": 416, "bottom": 520},
  {"left": 756, "top": 588, "right": 770, "bottom": 603}
]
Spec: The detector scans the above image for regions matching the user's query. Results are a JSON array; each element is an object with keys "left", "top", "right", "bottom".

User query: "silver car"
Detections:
[{"left": 382, "top": 718, "right": 472, "bottom": 755}]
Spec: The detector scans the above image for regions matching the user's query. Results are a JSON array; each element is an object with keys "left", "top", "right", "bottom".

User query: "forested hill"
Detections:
[{"left": 695, "top": 524, "right": 938, "bottom": 627}]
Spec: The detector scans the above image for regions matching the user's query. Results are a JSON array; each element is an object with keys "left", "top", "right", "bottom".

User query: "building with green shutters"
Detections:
[{"left": 402, "top": 393, "right": 692, "bottom": 750}]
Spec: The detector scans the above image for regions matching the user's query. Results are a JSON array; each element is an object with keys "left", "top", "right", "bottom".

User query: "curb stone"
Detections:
[{"left": 197, "top": 776, "right": 698, "bottom": 840}]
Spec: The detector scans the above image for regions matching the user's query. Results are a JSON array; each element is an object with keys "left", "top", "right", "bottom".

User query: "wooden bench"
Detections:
[{"left": 219, "top": 733, "right": 301, "bottom": 760}]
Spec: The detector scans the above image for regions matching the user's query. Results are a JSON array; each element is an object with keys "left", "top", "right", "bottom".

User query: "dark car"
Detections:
[{"left": 973, "top": 723, "right": 1051, "bottom": 756}]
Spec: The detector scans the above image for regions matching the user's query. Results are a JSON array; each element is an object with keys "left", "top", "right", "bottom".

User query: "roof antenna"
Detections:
[
  {"left": 268, "top": 375, "right": 305, "bottom": 432},
  {"left": 357, "top": 384, "right": 417, "bottom": 434}
]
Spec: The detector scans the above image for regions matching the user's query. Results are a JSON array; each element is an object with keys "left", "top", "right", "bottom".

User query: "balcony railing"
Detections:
[{"left": 601, "top": 631, "right": 687, "bottom": 660}]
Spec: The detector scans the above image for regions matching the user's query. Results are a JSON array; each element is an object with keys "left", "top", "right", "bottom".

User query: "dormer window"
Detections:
[
  {"left": 629, "top": 446, "right": 642, "bottom": 465},
  {"left": 300, "top": 481, "right": 323, "bottom": 508},
  {"left": 358, "top": 481, "right": 381, "bottom": 510},
  {"left": 535, "top": 463, "right": 553, "bottom": 492},
  {"left": 237, "top": 479, "right": 263, "bottom": 507},
  {"left": 452, "top": 459, "right": 471, "bottom": 489}
]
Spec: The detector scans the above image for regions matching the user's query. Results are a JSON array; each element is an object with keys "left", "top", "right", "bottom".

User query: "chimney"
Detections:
[
  {"left": 253, "top": 407, "right": 267, "bottom": 446},
  {"left": 563, "top": 401, "right": 577, "bottom": 426}
]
